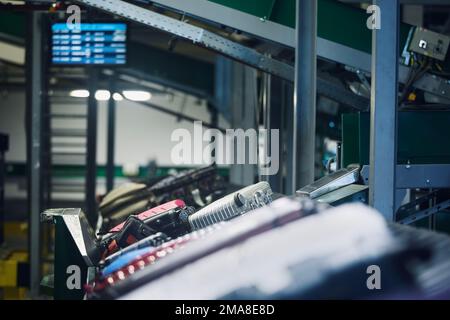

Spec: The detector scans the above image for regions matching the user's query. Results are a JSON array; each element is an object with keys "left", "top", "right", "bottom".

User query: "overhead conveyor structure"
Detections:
[
  {"left": 75, "top": 0, "right": 294, "bottom": 81},
  {"left": 73, "top": 0, "right": 450, "bottom": 101}
]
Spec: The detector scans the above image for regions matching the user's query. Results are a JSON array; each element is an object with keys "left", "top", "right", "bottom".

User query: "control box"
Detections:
[{"left": 409, "top": 27, "right": 450, "bottom": 61}]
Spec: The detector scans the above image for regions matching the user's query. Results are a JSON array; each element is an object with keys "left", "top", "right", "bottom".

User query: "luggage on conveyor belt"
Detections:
[
  {"left": 112, "top": 199, "right": 425, "bottom": 300},
  {"left": 188, "top": 181, "right": 273, "bottom": 230},
  {"left": 99, "top": 182, "right": 152, "bottom": 228},
  {"left": 88, "top": 182, "right": 276, "bottom": 297},
  {"left": 148, "top": 165, "right": 226, "bottom": 207},
  {"left": 87, "top": 197, "right": 323, "bottom": 299},
  {"left": 98, "top": 165, "right": 227, "bottom": 230},
  {"left": 99, "top": 200, "right": 194, "bottom": 258}
]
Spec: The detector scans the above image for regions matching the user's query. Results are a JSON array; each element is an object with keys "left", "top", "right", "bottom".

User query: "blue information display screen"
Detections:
[{"left": 51, "top": 23, "right": 127, "bottom": 65}]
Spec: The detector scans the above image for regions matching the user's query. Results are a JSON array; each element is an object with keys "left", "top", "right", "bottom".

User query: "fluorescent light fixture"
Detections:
[
  {"left": 0, "top": 41, "right": 25, "bottom": 65},
  {"left": 112, "top": 92, "right": 123, "bottom": 101},
  {"left": 95, "top": 90, "right": 111, "bottom": 101},
  {"left": 70, "top": 89, "right": 89, "bottom": 98},
  {"left": 122, "top": 90, "right": 151, "bottom": 101}
]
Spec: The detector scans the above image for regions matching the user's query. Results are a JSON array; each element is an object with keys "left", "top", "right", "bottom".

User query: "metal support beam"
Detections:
[
  {"left": 283, "top": 81, "right": 295, "bottom": 195},
  {"left": 0, "top": 134, "right": 8, "bottom": 245},
  {"left": 214, "top": 56, "right": 233, "bottom": 122},
  {"left": 85, "top": 68, "right": 98, "bottom": 226},
  {"left": 106, "top": 77, "right": 116, "bottom": 192},
  {"left": 229, "top": 63, "right": 257, "bottom": 186},
  {"left": 260, "top": 72, "right": 271, "bottom": 183},
  {"left": 149, "top": 0, "right": 450, "bottom": 101},
  {"left": 76, "top": 0, "right": 293, "bottom": 81},
  {"left": 266, "top": 76, "right": 286, "bottom": 194},
  {"left": 138, "top": 101, "right": 225, "bottom": 132},
  {"left": 149, "top": 0, "right": 294, "bottom": 47},
  {"left": 26, "top": 11, "right": 43, "bottom": 298},
  {"left": 294, "top": 0, "right": 317, "bottom": 191},
  {"left": 317, "top": 76, "right": 369, "bottom": 111},
  {"left": 362, "top": 164, "right": 450, "bottom": 189},
  {"left": 397, "top": 199, "right": 450, "bottom": 225},
  {"left": 369, "top": 0, "right": 400, "bottom": 220}
]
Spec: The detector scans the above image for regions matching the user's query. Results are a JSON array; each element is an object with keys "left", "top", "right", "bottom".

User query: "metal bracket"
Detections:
[
  {"left": 361, "top": 164, "right": 450, "bottom": 189},
  {"left": 361, "top": 165, "right": 450, "bottom": 224},
  {"left": 398, "top": 66, "right": 450, "bottom": 101},
  {"left": 355, "top": 69, "right": 371, "bottom": 93},
  {"left": 41, "top": 208, "right": 98, "bottom": 299},
  {"left": 397, "top": 191, "right": 450, "bottom": 225},
  {"left": 76, "top": 0, "right": 294, "bottom": 81},
  {"left": 317, "top": 76, "right": 369, "bottom": 111},
  {"left": 41, "top": 208, "right": 99, "bottom": 266}
]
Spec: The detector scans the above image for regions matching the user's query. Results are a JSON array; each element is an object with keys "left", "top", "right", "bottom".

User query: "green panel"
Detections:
[
  {"left": 398, "top": 112, "right": 450, "bottom": 164},
  {"left": 436, "top": 211, "right": 450, "bottom": 235},
  {"left": 6, "top": 162, "right": 230, "bottom": 179},
  {"left": 341, "top": 113, "right": 360, "bottom": 168},
  {"left": 129, "top": 42, "right": 215, "bottom": 96},
  {"left": 0, "top": 12, "right": 25, "bottom": 39},
  {"left": 317, "top": 0, "right": 410, "bottom": 54},
  {"left": 342, "top": 111, "right": 450, "bottom": 166},
  {"left": 212, "top": 0, "right": 411, "bottom": 55},
  {"left": 358, "top": 113, "right": 370, "bottom": 166},
  {"left": 318, "top": 0, "right": 370, "bottom": 53},
  {"left": 269, "top": 0, "right": 296, "bottom": 28},
  {"left": 209, "top": 0, "right": 276, "bottom": 20}
]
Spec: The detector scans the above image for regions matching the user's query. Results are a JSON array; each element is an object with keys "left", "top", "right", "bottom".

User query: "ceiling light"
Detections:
[
  {"left": 112, "top": 92, "right": 123, "bottom": 101},
  {"left": 122, "top": 90, "right": 151, "bottom": 101},
  {"left": 95, "top": 90, "right": 111, "bottom": 101},
  {"left": 70, "top": 89, "right": 89, "bottom": 98}
]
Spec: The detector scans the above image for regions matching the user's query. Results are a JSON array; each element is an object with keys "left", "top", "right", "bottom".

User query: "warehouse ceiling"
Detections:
[{"left": 0, "top": 0, "right": 449, "bottom": 117}]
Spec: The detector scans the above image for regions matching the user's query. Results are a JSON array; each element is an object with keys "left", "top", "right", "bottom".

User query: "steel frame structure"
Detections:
[
  {"left": 85, "top": 68, "right": 98, "bottom": 227},
  {"left": 27, "top": 11, "right": 44, "bottom": 299},
  {"left": 361, "top": 164, "right": 450, "bottom": 224},
  {"left": 294, "top": 0, "right": 317, "bottom": 191},
  {"left": 149, "top": 0, "right": 450, "bottom": 101},
  {"left": 369, "top": 0, "right": 400, "bottom": 221},
  {"left": 76, "top": 0, "right": 294, "bottom": 81},
  {"left": 73, "top": 0, "right": 450, "bottom": 200}
]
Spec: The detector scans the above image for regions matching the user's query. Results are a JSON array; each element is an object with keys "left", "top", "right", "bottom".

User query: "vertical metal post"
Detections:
[
  {"left": 267, "top": 76, "right": 284, "bottom": 193},
  {"left": 294, "top": 0, "right": 317, "bottom": 192},
  {"left": 85, "top": 68, "right": 98, "bottom": 226},
  {"left": 242, "top": 66, "right": 258, "bottom": 185},
  {"left": 106, "top": 76, "right": 116, "bottom": 192},
  {"left": 283, "top": 81, "right": 295, "bottom": 195},
  {"left": 229, "top": 63, "right": 257, "bottom": 186},
  {"left": 369, "top": 0, "right": 399, "bottom": 221},
  {"left": 260, "top": 72, "right": 271, "bottom": 183},
  {"left": 27, "top": 11, "right": 43, "bottom": 298},
  {"left": 0, "top": 134, "right": 7, "bottom": 245}
]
